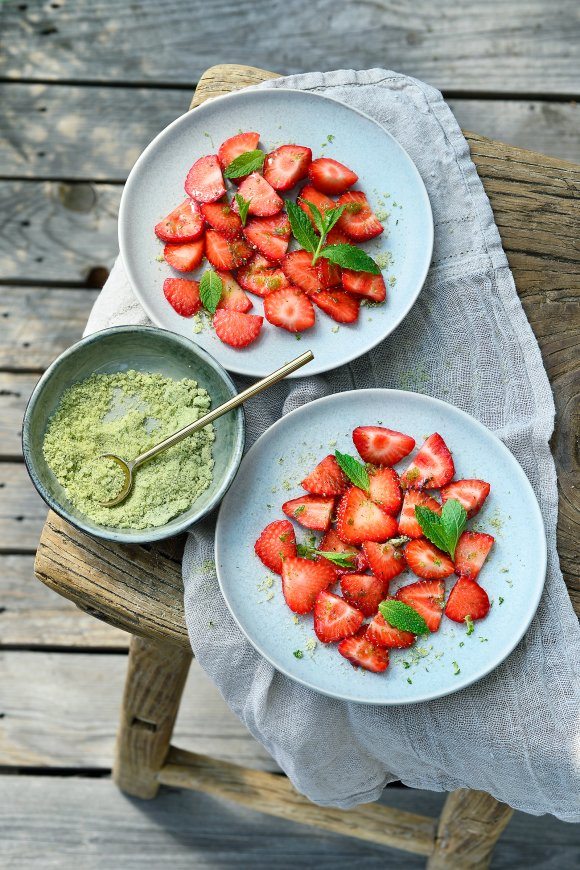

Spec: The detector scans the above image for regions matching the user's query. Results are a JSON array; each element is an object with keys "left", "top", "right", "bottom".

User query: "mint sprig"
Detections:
[
  {"left": 334, "top": 450, "right": 369, "bottom": 492},
  {"left": 286, "top": 200, "right": 318, "bottom": 254},
  {"left": 223, "top": 149, "right": 265, "bottom": 179},
  {"left": 296, "top": 542, "right": 356, "bottom": 568},
  {"left": 414, "top": 498, "right": 467, "bottom": 558},
  {"left": 234, "top": 193, "right": 251, "bottom": 226},
  {"left": 199, "top": 269, "right": 223, "bottom": 314},
  {"left": 379, "top": 599, "right": 429, "bottom": 635},
  {"left": 320, "top": 244, "right": 381, "bottom": 274}
]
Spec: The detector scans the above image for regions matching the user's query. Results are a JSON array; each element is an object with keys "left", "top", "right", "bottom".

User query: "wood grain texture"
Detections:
[
  {"left": 427, "top": 789, "right": 514, "bottom": 869},
  {"left": 0, "top": 373, "right": 38, "bottom": 458},
  {"left": 0, "top": 463, "right": 50, "bottom": 552}
]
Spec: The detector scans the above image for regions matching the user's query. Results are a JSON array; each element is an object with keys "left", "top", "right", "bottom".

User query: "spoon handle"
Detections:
[{"left": 132, "top": 350, "right": 313, "bottom": 470}]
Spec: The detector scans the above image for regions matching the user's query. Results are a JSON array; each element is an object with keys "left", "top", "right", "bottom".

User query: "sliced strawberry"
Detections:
[
  {"left": 237, "top": 254, "right": 290, "bottom": 297},
  {"left": 163, "top": 278, "right": 201, "bottom": 317},
  {"left": 340, "top": 573, "right": 388, "bottom": 617},
  {"left": 281, "top": 556, "right": 336, "bottom": 614},
  {"left": 445, "top": 577, "right": 490, "bottom": 623},
  {"left": 336, "top": 487, "right": 398, "bottom": 545},
  {"left": 342, "top": 270, "right": 386, "bottom": 303},
  {"left": 216, "top": 271, "right": 252, "bottom": 313},
  {"left": 398, "top": 491, "right": 441, "bottom": 539},
  {"left": 301, "top": 454, "right": 348, "bottom": 497},
  {"left": 405, "top": 539, "right": 455, "bottom": 580},
  {"left": 236, "top": 173, "right": 284, "bottom": 217},
  {"left": 317, "top": 258, "right": 342, "bottom": 288},
  {"left": 282, "top": 495, "right": 334, "bottom": 531},
  {"left": 308, "top": 157, "right": 358, "bottom": 195},
  {"left": 163, "top": 239, "right": 205, "bottom": 272},
  {"left": 205, "top": 230, "right": 252, "bottom": 270},
  {"left": 337, "top": 190, "right": 383, "bottom": 241},
  {"left": 314, "top": 591, "right": 364, "bottom": 643},
  {"left": 263, "top": 144, "right": 312, "bottom": 191},
  {"left": 338, "top": 628, "right": 389, "bottom": 673},
  {"left": 313, "top": 289, "right": 360, "bottom": 324},
  {"left": 213, "top": 309, "right": 263, "bottom": 348},
  {"left": 396, "top": 579, "right": 445, "bottom": 632},
  {"left": 368, "top": 467, "right": 402, "bottom": 515},
  {"left": 200, "top": 200, "right": 242, "bottom": 237},
  {"left": 184, "top": 155, "right": 226, "bottom": 203},
  {"left": 264, "top": 286, "right": 316, "bottom": 332},
  {"left": 254, "top": 520, "right": 297, "bottom": 575},
  {"left": 326, "top": 226, "right": 350, "bottom": 246},
  {"left": 282, "top": 250, "right": 321, "bottom": 294},
  {"left": 298, "top": 185, "right": 336, "bottom": 231},
  {"left": 154, "top": 199, "right": 204, "bottom": 243},
  {"left": 400, "top": 433, "right": 455, "bottom": 490},
  {"left": 218, "top": 131, "right": 260, "bottom": 173},
  {"left": 441, "top": 479, "right": 491, "bottom": 519},
  {"left": 317, "top": 529, "right": 367, "bottom": 575},
  {"left": 362, "top": 541, "right": 407, "bottom": 582},
  {"left": 366, "top": 611, "right": 415, "bottom": 649},
  {"left": 453, "top": 531, "right": 494, "bottom": 580},
  {"left": 243, "top": 214, "right": 291, "bottom": 261},
  {"left": 352, "top": 426, "right": 415, "bottom": 467}
]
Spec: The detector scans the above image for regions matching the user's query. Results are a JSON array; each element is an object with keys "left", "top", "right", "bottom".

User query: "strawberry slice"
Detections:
[
  {"left": 205, "top": 230, "right": 252, "bottom": 270},
  {"left": 337, "top": 191, "right": 383, "bottom": 241},
  {"left": 405, "top": 539, "right": 455, "bottom": 580},
  {"left": 317, "top": 529, "right": 368, "bottom": 575},
  {"left": 400, "top": 433, "right": 455, "bottom": 490},
  {"left": 339, "top": 573, "right": 388, "bottom": 617},
  {"left": 281, "top": 556, "right": 336, "bottom": 614},
  {"left": 298, "top": 185, "right": 336, "bottom": 231},
  {"left": 282, "top": 250, "right": 321, "bottom": 294},
  {"left": 317, "top": 258, "right": 342, "bottom": 288},
  {"left": 326, "top": 226, "right": 350, "bottom": 246},
  {"left": 301, "top": 454, "right": 348, "bottom": 497},
  {"left": 185, "top": 155, "right": 226, "bottom": 203},
  {"left": 398, "top": 491, "right": 441, "bottom": 539},
  {"left": 163, "top": 278, "right": 201, "bottom": 317},
  {"left": 313, "top": 289, "right": 360, "bottom": 324},
  {"left": 254, "top": 519, "right": 297, "bottom": 575},
  {"left": 366, "top": 611, "right": 415, "bottom": 649},
  {"left": 264, "top": 286, "right": 316, "bottom": 332},
  {"left": 368, "top": 467, "right": 402, "bottom": 515},
  {"left": 216, "top": 272, "right": 252, "bottom": 313},
  {"left": 237, "top": 254, "right": 289, "bottom": 297},
  {"left": 396, "top": 579, "right": 445, "bottom": 632},
  {"left": 338, "top": 628, "right": 389, "bottom": 672},
  {"left": 336, "top": 487, "right": 398, "bottom": 545},
  {"left": 342, "top": 270, "right": 386, "bottom": 303},
  {"left": 453, "top": 531, "right": 494, "bottom": 580},
  {"left": 441, "top": 479, "right": 491, "bottom": 518},
  {"left": 163, "top": 239, "right": 205, "bottom": 272},
  {"left": 314, "top": 590, "right": 364, "bottom": 643},
  {"left": 352, "top": 426, "right": 415, "bottom": 467},
  {"left": 243, "top": 214, "right": 291, "bottom": 261},
  {"left": 362, "top": 541, "right": 407, "bottom": 582},
  {"left": 213, "top": 309, "right": 263, "bottom": 348},
  {"left": 236, "top": 173, "right": 284, "bottom": 217},
  {"left": 200, "top": 200, "right": 242, "bottom": 237},
  {"left": 218, "top": 131, "right": 260, "bottom": 173},
  {"left": 445, "top": 577, "right": 490, "bottom": 623},
  {"left": 308, "top": 157, "right": 358, "bottom": 195},
  {"left": 154, "top": 199, "right": 204, "bottom": 243},
  {"left": 282, "top": 495, "right": 334, "bottom": 531},
  {"left": 263, "top": 144, "right": 312, "bottom": 191}
]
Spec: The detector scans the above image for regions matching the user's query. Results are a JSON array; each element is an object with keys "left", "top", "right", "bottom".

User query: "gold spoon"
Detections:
[{"left": 98, "top": 350, "right": 314, "bottom": 507}]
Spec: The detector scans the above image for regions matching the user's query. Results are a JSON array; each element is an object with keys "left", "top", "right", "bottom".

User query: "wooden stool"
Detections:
[{"left": 34, "top": 65, "right": 580, "bottom": 868}]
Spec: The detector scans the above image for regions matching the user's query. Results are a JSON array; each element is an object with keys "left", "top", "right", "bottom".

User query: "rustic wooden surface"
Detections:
[{"left": 427, "top": 790, "right": 513, "bottom": 869}]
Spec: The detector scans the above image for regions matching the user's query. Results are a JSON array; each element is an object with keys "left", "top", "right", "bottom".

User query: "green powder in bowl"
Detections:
[{"left": 42, "top": 369, "right": 214, "bottom": 530}]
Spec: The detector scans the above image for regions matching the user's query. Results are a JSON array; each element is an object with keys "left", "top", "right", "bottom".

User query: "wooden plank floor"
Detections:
[{"left": 0, "top": 1, "right": 578, "bottom": 863}]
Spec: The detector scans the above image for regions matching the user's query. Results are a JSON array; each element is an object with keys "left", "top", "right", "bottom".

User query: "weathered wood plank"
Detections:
[
  {"left": 2, "top": 0, "right": 580, "bottom": 95},
  {"left": 0, "top": 463, "right": 51, "bottom": 551},
  {"left": 0, "top": 373, "right": 36, "bottom": 458}
]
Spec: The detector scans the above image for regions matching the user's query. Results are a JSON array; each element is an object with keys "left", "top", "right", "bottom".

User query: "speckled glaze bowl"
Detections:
[{"left": 22, "top": 326, "right": 245, "bottom": 544}]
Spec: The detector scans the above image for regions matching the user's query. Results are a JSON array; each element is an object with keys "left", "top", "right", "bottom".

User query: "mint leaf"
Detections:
[
  {"left": 414, "top": 505, "right": 449, "bottom": 553},
  {"left": 379, "top": 599, "right": 429, "bottom": 635},
  {"left": 334, "top": 450, "right": 369, "bottom": 492},
  {"left": 440, "top": 498, "right": 467, "bottom": 558},
  {"left": 301, "top": 199, "right": 326, "bottom": 235},
  {"left": 223, "top": 149, "right": 265, "bottom": 178},
  {"left": 465, "top": 615, "right": 474, "bottom": 635},
  {"left": 293, "top": 649, "right": 304, "bottom": 659},
  {"left": 234, "top": 193, "right": 251, "bottom": 227},
  {"left": 199, "top": 270, "right": 222, "bottom": 314},
  {"left": 323, "top": 204, "right": 345, "bottom": 234},
  {"left": 286, "top": 200, "right": 318, "bottom": 254},
  {"left": 321, "top": 244, "right": 381, "bottom": 274},
  {"left": 316, "top": 550, "right": 356, "bottom": 568}
]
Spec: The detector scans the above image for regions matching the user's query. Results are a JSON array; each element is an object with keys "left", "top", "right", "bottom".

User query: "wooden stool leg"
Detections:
[
  {"left": 113, "top": 634, "right": 192, "bottom": 799},
  {"left": 427, "top": 788, "right": 513, "bottom": 869}
]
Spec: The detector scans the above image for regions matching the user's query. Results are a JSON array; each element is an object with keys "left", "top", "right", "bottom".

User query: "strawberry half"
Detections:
[
  {"left": 441, "top": 479, "right": 491, "bottom": 518},
  {"left": 218, "top": 131, "right": 260, "bottom": 174},
  {"left": 338, "top": 628, "right": 389, "bottom": 672},
  {"left": 337, "top": 191, "right": 383, "bottom": 242},
  {"left": 154, "top": 199, "right": 204, "bottom": 243},
  {"left": 405, "top": 539, "right": 455, "bottom": 580},
  {"left": 236, "top": 172, "right": 284, "bottom": 217},
  {"left": 342, "top": 270, "right": 386, "bottom": 303},
  {"left": 301, "top": 454, "right": 348, "bottom": 497},
  {"left": 216, "top": 272, "right": 252, "bottom": 313},
  {"left": 326, "top": 226, "right": 350, "bottom": 246},
  {"left": 400, "top": 433, "right": 455, "bottom": 490},
  {"left": 366, "top": 611, "right": 415, "bottom": 649},
  {"left": 308, "top": 157, "right": 358, "bottom": 195},
  {"left": 298, "top": 185, "right": 336, "bottom": 231},
  {"left": 317, "top": 529, "right": 368, "bottom": 575},
  {"left": 263, "top": 144, "right": 312, "bottom": 191},
  {"left": 368, "top": 467, "right": 402, "bottom": 515},
  {"left": 243, "top": 214, "right": 291, "bottom": 261},
  {"left": 237, "top": 254, "right": 290, "bottom": 297},
  {"left": 254, "top": 519, "right": 297, "bottom": 574},
  {"left": 163, "top": 278, "right": 201, "bottom": 317},
  {"left": 362, "top": 540, "right": 407, "bottom": 582},
  {"left": 201, "top": 200, "right": 242, "bottom": 237},
  {"left": 445, "top": 577, "right": 490, "bottom": 623},
  {"left": 317, "top": 258, "right": 342, "bottom": 289},
  {"left": 336, "top": 487, "right": 398, "bottom": 545},
  {"left": 396, "top": 579, "right": 445, "bottom": 632},
  {"left": 163, "top": 239, "right": 205, "bottom": 272},
  {"left": 264, "top": 286, "right": 316, "bottom": 332},
  {"left": 205, "top": 230, "right": 252, "bottom": 270},
  {"left": 281, "top": 556, "right": 336, "bottom": 614},
  {"left": 282, "top": 250, "right": 321, "bottom": 294},
  {"left": 352, "top": 426, "right": 415, "bottom": 467},
  {"left": 313, "top": 289, "right": 360, "bottom": 324},
  {"left": 282, "top": 495, "right": 335, "bottom": 531},
  {"left": 185, "top": 155, "right": 226, "bottom": 203},
  {"left": 453, "top": 531, "right": 494, "bottom": 580},
  {"left": 314, "top": 591, "right": 364, "bottom": 643},
  {"left": 339, "top": 572, "right": 388, "bottom": 617},
  {"left": 213, "top": 310, "right": 263, "bottom": 348},
  {"left": 398, "top": 490, "right": 441, "bottom": 539}
]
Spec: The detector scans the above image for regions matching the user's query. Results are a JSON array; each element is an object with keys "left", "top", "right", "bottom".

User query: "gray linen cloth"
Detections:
[{"left": 86, "top": 69, "right": 580, "bottom": 821}]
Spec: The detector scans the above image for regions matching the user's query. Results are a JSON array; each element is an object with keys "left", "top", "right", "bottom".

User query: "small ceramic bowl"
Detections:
[{"left": 23, "top": 326, "right": 245, "bottom": 544}]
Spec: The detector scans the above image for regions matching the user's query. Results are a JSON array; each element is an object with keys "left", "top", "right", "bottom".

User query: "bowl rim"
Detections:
[{"left": 22, "top": 325, "right": 245, "bottom": 544}]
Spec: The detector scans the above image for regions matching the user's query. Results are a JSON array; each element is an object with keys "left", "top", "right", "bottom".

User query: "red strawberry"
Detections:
[
  {"left": 326, "top": 226, "right": 350, "bottom": 246},
  {"left": 362, "top": 541, "right": 407, "bottom": 582},
  {"left": 154, "top": 199, "right": 204, "bottom": 243},
  {"left": 163, "top": 278, "right": 201, "bottom": 317},
  {"left": 163, "top": 239, "right": 205, "bottom": 272},
  {"left": 445, "top": 577, "right": 490, "bottom": 623},
  {"left": 314, "top": 591, "right": 364, "bottom": 643},
  {"left": 405, "top": 539, "right": 455, "bottom": 580},
  {"left": 317, "top": 529, "right": 368, "bottom": 575},
  {"left": 313, "top": 289, "right": 360, "bottom": 324},
  {"left": 264, "top": 286, "right": 316, "bottom": 332},
  {"left": 263, "top": 144, "right": 312, "bottom": 191},
  {"left": 337, "top": 191, "right": 383, "bottom": 241},
  {"left": 213, "top": 309, "right": 263, "bottom": 348},
  {"left": 366, "top": 611, "right": 415, "bottom": 649},
  {"left": 336, "top": 487, "right": 398, "bottom": 545},
  {"left": 398, "top": 491, "right": 442, "bottom": 539},
  {"left": 235, "top": 173, "right": 284, "bottom": 217},
  {"left": 281, "top": 556, "right": 336, "bottom": 614},
  {"left": 254, "top": 520, "right": 297, "bottom": 574},
  {"left": 243, "top": 214, "right": 291, "bottom": 261},
  {"left": 298, "top": 185, "right": 336, "bottom": 231},
  {"left": 205, "top": 230, "right": 252, "bottom": 270},
  {"left": 237, "top": 254, "right": 290, "bottom": 297},
  {"left": 342, "top": 270, "right": 386, "bottom": 303},
  {"left": 218, "top": 131, "right": 260, "bottom": 174},
  {"left": 340, "top": 573, "right": 388, "bottom": 617},
  {"left": 338, "top": 628, "right": 389, "bottom": 673},
  {"left": 282, "top": 250, "right": 321, "bottom": 294},
  {"left": 368, "top": 467, "right": 402, "bottom": 515},
  {"left": 185, "top": 155, "right": 226, "bottom": 203},
  {"left": 301, "top": 454, "right": 348, "bottom": 497},
  {"left": 453, "top": 531, "right": 494, "bottom": 580},
  {"left": 317, "top": 258, "right": 342, "bottom": 288},
  {"left": 396, "top": 579, "right": 445, "bottom": 632},
  {"left": 400, "top": 433, "right": 455, "bottom": 490},
  {"left": 308, "top": 157, "right": 358, "bottom": 195},
  {"left": 441, "top": 479, "right": 491, "bottom": 518},
  {"left": 216, "top": 272, "right": 252, "bottom": 313},
  {"left": 352, "top": 426, "right": 415, "bottom": 467},
  {"left": 282, "top": 495, "right": 335, "bottom": 531},
  {"left": 200, "top": 200, "right": 242, "bottom": 237}
]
